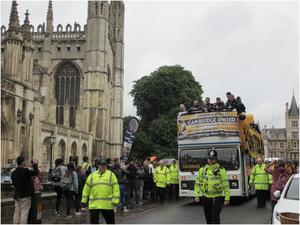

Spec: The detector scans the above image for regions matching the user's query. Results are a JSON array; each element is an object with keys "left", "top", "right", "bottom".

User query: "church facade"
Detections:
[{"left": 1, "top": 1, "right": 125, "bottom": 171}]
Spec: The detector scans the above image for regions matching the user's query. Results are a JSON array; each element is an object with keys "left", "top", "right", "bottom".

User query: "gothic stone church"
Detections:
[{"left": 1, "top": 1, "right": 125, "bottom": 171}]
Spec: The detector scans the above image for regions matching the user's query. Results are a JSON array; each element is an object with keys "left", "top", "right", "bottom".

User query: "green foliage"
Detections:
[
  {"left": 130, "top": 65, "right": 203, "bottom": 122},
  {"left": 129, "top": 65, "right": 203, "bottom": 160}
]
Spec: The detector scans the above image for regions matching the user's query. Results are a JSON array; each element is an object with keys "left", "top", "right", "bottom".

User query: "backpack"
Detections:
[
  {"left": 51, "top": 166, "right": 62, "bottom": 182},
  {"left": 60, "top": 166, "right": 73, "bottom": 191}
]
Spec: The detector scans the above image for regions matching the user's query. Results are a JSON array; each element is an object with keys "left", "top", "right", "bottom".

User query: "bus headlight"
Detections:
[
  {"left": 181, "top": 181, "right": 195, "bottom": 190},
  {"left": 181, "top": 182, "right": 188, "bottom": 190},
  {"left": 229, "top": 180, "right": 239, "bottom": 189}
]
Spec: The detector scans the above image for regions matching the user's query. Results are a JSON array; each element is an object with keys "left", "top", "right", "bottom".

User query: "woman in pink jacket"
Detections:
[{"left": 266, "top": 160, "right": 290, "bottom": 210}]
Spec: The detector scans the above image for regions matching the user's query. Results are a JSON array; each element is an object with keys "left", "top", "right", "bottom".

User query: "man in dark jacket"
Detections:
[
  {"left": 204, "top": 97, "right": 214, "bottom": 112},
  {"left": 112, "top": 158, "right": 129, "bottom": 212},
  {"left": 225, "top": 93, "right": 237, "bottom": 110},
  {"left": 213, "top": 97, "right": 225, "bottom": 112},
  {"left": 11, "top": 155, "right": 38, "bottom": 224},
  {"left": 235, "top": 96, "right": 246, "bottom": 114},
  {"left": 127, "top": 161, "right": 139, "bottom": 206}
]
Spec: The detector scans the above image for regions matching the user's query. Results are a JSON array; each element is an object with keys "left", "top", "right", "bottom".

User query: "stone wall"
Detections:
[{"left": 1, "top": 192, "right": 58, "bottom": 224}]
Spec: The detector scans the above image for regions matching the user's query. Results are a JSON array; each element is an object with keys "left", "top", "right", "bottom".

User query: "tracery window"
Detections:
[{"left": 55, "top": 61, "right": 80, "bottom": 128}]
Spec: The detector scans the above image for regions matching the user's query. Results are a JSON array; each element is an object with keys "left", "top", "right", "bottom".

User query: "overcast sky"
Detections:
[{"left": 1, "top": 0, "right": 299, "bottom": 129}]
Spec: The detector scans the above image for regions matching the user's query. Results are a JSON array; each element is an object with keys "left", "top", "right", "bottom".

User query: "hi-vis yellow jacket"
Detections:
[
  {"left": 249, "top": 164, "right": 272, "bottom": 190},
  {"left": 81, "top": 169, "right": 120, "bottom": 210},
  {"left": 169, "top": 163, "right": 179, "bottom": 184},
  {"left": 194, "top": 163, "right": 230, "bottom": 202},
  {"left": 82, "top": 162, "right": 90, "bottom": 171},
  {"left": 154, "top": 165, "right": 170, "bottom": 188}
]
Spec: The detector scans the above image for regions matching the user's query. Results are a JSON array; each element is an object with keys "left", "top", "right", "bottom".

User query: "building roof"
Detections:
[
  {"left": 266, "top": 128, "right": 287, "bottom": 139},
  {"left": 289, "top": 94, "right": 299, "bottom": 117}
]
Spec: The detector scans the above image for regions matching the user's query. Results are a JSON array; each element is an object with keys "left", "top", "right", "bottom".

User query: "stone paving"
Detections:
[{"left": 41, "top": 200, "right": 160, "bottom": 224}]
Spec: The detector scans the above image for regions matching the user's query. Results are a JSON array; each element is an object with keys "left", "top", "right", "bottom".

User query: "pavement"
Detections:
[
  {"left": 40, "top": 196, "right": 272, "bottom": 224},
  {"left": 41, "top": 199, "right": 161, "bottom": 224},
  {"left": 119, "top": 197, "right": 272, "bottom": 224}
]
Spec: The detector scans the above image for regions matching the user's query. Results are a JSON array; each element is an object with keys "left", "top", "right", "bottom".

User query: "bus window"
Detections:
[
  {"left": 179, "top": 149, "right": 209, "bottom": 172},
  {"left": 179, "top": 147, "right": 239, "bottom": 172},
  {"left": 215, "top": 147, "right": 239, "bottom": 170}
]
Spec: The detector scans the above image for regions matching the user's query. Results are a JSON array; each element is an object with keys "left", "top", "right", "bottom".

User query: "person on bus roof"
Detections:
[
  {"left": 225, "top": 92, "right": 232, "bottom": 109},
  {"left": 235, "top": 96, "right": 246, "bottom": 114},
  {"left": 204, "top": 97, "right": 214, "bottom": 113},
  {"left": 179, "top": 104, "right": 186, "bottom": 112},
  {"left": 225, "top": 94, "right": 237, "bottom": 111},
  {"left": 190, "top": 100, "right": 203, "bottom": 112},
  {"left": 213, "top": 97, "right": 225, "bottom": 112}
]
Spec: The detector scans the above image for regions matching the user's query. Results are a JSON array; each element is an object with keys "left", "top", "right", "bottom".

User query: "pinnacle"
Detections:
[{"left": 8, "top": 0, "right": 20, "bottom": 33}]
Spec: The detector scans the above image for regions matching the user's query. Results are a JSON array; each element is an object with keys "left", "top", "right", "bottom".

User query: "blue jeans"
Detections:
[{"left": 119, "top": 184, "right": 126, "bottom": 207}]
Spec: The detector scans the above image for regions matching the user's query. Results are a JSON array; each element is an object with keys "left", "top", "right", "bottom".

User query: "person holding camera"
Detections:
[{"left": 194, "top": 150, "right": 230, "bottom": 224}]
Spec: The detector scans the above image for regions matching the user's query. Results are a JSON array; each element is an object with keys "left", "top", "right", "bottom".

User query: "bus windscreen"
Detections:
[{"left": 179, "top": 147, "right": 239, "bottom": 172}]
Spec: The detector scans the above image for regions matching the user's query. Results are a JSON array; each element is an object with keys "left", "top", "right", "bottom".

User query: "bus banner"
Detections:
[{"left": 177, "top": 111, "right": 239, "bottom": 139}]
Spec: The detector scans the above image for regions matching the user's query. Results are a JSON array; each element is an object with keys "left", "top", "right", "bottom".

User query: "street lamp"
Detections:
[{"left": 49, "top": 131, "right": 56, "bottom": 169}]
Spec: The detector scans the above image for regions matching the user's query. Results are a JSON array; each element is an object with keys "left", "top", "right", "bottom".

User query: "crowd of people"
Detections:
[
  {"left": 48, "top": 156, "right": 179, "bottom": 223},
  {"left": 10, "top": 153, "right": 298, "bottom": 224},
  {"left": 179, "top": 92, "right": 246, "bottom": 115},
  {"left": 250, "top": 157, "right": 298, "bottom": 216},
  {"left": 11, "top": 154, "right": 178, "bottom": 224}
]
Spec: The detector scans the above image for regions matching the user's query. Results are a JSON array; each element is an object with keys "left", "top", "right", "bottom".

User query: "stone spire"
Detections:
[
  {"left": 289, "top": 92, "right": 299, "bottom": 117},
  {"left": 8, "top": 1, "right": 20, "bottom": 34},
  {"left": 22, "top": 10, "right": 31, "bottom": 41},
  {"left": 46, "top": 0, "right": 53, "bottom": 34}
]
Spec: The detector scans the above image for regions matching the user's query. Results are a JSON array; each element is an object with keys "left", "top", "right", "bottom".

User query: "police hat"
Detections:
[
  {"left": 99, "top": 160, "right": 107, "bottom": 166},
  {"left": 208, "top": 150, "right": 218, "bottom": 159}
]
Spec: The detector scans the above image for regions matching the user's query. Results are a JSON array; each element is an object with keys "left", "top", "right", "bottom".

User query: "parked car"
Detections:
[
  {"left": 272, "top": 173, "right": 299, "bottom": 224},
  {"left": 1, "top": 167, "right": 15, "bottom": 183}
]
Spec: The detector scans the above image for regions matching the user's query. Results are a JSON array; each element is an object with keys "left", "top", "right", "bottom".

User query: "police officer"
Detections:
[
  {"left": 194, "top": 150, "right": 230, "bottom": 224},
  {"left": 81, "top": 160, "right": 120, "bottom": 224},
  {"left": 154, "top": 160, "right": 170, "bottom": 204},
  {"left": 168, "top": 159, "right": 179, "bottom": 201},
  {"left": 249, "top": 157, "right": 272, "bottom": 208}
]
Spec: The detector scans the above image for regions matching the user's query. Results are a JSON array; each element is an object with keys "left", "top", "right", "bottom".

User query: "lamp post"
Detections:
[{"left": 49, "top": 131, "right": 56, "bottom": 169}]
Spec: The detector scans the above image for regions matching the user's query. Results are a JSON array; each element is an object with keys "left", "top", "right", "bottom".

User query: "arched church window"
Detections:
[{"left": 55, "top": 61, "right": 80, "bottom": 128}]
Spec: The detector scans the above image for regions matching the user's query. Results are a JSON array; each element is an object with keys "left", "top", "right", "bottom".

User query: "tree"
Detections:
[{"left": 129, "top": 65, "right": 203, "bottom": 160}]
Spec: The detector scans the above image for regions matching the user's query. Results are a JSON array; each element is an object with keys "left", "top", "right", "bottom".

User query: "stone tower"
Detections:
[
  {"left": 285, "top": 92, "right": 299, "bottom": 159},
  {"left": 85, "top": 1, "right": 110, "bottom": 157},
  {"left": 1, "top": 1, "right": 125, "bottom": 171}
]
